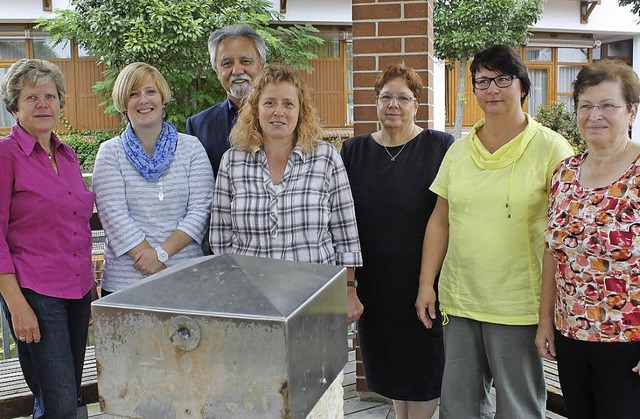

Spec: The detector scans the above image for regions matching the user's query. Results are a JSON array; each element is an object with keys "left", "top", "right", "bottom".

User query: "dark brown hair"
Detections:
[{"left": 470, "top": 45, "right": 530, "bottom": 105}]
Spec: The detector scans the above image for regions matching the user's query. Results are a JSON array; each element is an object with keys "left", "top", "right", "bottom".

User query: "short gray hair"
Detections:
[
  {"left": 207, "top": 24, "right": 267, "bottom": 71},
  {"left": 1, "top": 59, "right": 66, "bottom": 114}
]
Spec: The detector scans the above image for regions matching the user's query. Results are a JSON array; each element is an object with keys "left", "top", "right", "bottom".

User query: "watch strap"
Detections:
[{"left": 155, "top": 245, "right": 169, "bottom": 262}]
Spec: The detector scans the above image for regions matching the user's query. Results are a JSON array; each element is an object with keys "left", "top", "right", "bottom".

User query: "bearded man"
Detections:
[{"left": 187, "top": 24, "right": 266, "bottom": 176}]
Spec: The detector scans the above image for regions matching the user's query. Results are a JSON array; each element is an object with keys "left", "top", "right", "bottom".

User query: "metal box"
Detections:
[{"left": 92, "top": 254, "right": 347, "bottom": 419}]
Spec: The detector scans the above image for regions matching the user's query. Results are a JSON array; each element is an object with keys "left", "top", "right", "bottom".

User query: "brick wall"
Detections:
[
  {"left": 351, "top": 0, "right": 434, "bottom": 397},
  {"left": 352, "top": 0, "right": 435, "bottom": 137}
]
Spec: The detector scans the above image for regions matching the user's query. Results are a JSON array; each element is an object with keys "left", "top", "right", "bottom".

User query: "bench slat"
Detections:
[
  {"left": 0, "top": 346, "right": 98, "bottom": 418},
  {"left": 543, "top": 358, "right": 566, "bottom": 416}
]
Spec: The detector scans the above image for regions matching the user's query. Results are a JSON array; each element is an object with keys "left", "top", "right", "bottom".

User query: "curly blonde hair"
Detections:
[{"left": 230, "top": 65, "right": 322, "bottom": 153}]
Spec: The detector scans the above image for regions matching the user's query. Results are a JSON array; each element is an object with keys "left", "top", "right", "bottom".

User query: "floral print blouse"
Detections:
[{"left": 545, "top": 153, "right": 640, "bottom": 342}]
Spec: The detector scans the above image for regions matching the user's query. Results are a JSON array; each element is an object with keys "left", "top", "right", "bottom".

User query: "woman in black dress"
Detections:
[{"left": 341, "top": 63, "right": 453, "bottom": 418}]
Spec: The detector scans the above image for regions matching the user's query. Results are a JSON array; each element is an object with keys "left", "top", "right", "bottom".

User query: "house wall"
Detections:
[
  {"left": 437, "top": 0, "right": 640, "bottom": 136},
  {"left": 268, "top": 0, "right": 351, "bottom": 24},
  {"left": 535, "top": 0, "right": 639, "bottom": 36},
  {"left": 0, "top": 0, "right": 71, "bottom": 21}
]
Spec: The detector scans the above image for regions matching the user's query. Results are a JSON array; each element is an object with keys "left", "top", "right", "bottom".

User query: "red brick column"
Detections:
[
  {"left": 352, "top": 0, "right": 434, "bottom": 136},
  {"left": 351, "top": 0, "right": 434, "bottom": 399}
]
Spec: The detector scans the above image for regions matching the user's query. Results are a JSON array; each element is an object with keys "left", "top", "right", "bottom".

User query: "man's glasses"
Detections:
[
  {"left": 577, "top": 103, "right": 629, "bottom": 115},
  {"left": 378, "top": 94, "right": 417, "bottom": 106},
  {"left": 472, "top": 75, "right": 517, "bottom": 90}
]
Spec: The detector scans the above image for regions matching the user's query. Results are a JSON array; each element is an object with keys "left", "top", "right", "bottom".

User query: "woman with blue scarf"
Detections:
[{"left": 93, "top": 62, "right": 214, "bottom": 296}]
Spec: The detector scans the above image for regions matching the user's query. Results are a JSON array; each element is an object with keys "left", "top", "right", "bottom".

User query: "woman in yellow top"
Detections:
[{"left": 415, "top": 45, "right": 573, "bottom": 418}]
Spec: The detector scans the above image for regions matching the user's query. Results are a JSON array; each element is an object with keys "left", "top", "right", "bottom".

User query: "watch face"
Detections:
[{"left": 156, "top": 247, "right": 169, "bottom": 262}]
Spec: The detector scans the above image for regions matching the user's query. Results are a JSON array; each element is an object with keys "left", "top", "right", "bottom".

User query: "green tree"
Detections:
[
  {"left": 619, "top": 0, "right": 640, "bottom": 15},
  {"left": 434, "top": 0, "right": 544, "bottom": 138},
  {"left": 535, "top": 101, "right": 585, "bottom": 152},
  {"left": 37, "top": 0, "right": 322, "bottom": 131}
]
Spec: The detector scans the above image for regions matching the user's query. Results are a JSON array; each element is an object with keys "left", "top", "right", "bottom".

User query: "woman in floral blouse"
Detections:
[{"left": 536, "top": 59, "right": 640, "bottom": 419}]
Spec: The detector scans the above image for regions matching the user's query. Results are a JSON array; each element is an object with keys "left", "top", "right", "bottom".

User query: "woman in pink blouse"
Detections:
[
  {"left": 536, "top": 60, "right": 640, "bottom": 418},
  {"left": 0, "top": 59, "right": 94, "bottom": 418}
]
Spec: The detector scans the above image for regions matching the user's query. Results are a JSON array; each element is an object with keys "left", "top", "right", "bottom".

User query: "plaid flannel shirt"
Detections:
[{"left": 211, "top": 141, "right": 362, "bottom": 267}]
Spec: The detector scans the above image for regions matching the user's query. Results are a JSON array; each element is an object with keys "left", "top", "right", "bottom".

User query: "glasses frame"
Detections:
[
  {"left": 377, "top": 94, "right": 417, "bottom": 106},
  {"left": 576, "top": 102, "right": 630, "bottom": 115},
  {"left": 472, "top": 74, "right": 517, "bottom": 91}
]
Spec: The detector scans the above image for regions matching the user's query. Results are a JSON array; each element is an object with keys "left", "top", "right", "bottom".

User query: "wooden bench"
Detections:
[
  {"left": 0, "top": 346, "right": 99, "bottom": 418},
  {"left": 544, "top": 358, "right": 567, "bottom": 416}
]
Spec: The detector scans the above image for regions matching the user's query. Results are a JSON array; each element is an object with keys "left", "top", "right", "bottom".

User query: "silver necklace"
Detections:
[
  {"left": 380, "top": 139, "right": 406, "bottom": 162},
  {"left": 379, "top": 127, "right": 419, "bottom": 162}
]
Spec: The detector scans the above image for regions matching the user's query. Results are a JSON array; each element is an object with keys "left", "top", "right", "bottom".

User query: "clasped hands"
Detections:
[{"left": 133, "top": 248, "right": 166, "bottom": 276}]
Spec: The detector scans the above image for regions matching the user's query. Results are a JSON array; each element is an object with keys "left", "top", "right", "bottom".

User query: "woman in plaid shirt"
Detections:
[{"left": 210, "top": 65, "right": 363, "bottom": 323}]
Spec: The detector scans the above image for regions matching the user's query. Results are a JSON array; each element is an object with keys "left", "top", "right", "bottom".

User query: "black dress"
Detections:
[{"left": 341, "top": 129, "right": 454, "bottom": 401}]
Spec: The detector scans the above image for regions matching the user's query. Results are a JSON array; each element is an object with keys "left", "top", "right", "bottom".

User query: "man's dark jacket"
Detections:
[{"left": 186, "top": 98, "right": 237, "bottom": 177}]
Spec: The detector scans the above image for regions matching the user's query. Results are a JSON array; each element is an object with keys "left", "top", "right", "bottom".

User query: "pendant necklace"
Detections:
[
  {"left": 380, "top": 137, "right": 406, "bottom": 161},
  {"left": 45, "top": 142, "right": 54, "bottom": 159},
  {"left": 158, "top": 178, "right": 165, "bottom": 201},
  {"left": 379, "top": 126, "right": 419, "bottom": 162}
]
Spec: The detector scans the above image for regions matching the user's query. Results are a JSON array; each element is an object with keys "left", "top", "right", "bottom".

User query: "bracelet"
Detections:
[{"left": 347, "top": 280, "right": 358, "bottom": 288}]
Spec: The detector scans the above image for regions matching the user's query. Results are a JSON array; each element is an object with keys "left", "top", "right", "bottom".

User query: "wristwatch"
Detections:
[
  {"left": 347, "top": 279, "right": 358, "bottom": 288},
  {"left": 155, "top": 245, "right": 169, "bottom": 263}
]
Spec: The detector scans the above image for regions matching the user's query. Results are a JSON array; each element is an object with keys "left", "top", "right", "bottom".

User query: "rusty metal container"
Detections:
[{"left": 92, "top": 254, "right": 347, "bottom": 419}]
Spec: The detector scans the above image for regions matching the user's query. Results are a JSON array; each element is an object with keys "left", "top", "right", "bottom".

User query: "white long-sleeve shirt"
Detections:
[{"left": 93, "top": 133, "right": 214, "bottom": 292}]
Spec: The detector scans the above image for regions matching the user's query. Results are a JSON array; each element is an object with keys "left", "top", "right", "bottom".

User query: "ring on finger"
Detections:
[{"left": 18, "top": 336, "right": 26, "bottom": 341}]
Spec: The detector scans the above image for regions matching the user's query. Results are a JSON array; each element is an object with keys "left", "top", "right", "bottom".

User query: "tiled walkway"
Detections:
[
  {"left": 81, "top": 349, "right": 566, "bottom": 419},
  {"left": 343, "top": 351, "right": 567, "bottom": 419}
]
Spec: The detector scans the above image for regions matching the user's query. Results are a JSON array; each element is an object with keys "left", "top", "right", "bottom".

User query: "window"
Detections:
[
  {"left": 557, "top": 48, "right": 588, "bottom": 63},
  {"left": 607, "top": 40, "right": 632, "bottom": 58},
  {"left": 0, "top": 68, "right": 16, "bottom": 127},
  {"left": 33, "top": 38, "right": 71, "bottom": 59},
  {"left": 556, "top": 48, "right": 590, "bottom": 111},
  {"left": 78, "top": 43, "right": 97, "bottom": 58},
  {"left": 0, "top": 39, "right": 27, "bottom": 59},
  {"left": 592, "top": 46, "right": 602, "bottom": 60},
  {"left": 557, "top": 65, "right": 582, "bottom": 111},
  {"left": 525, "top": 47, "right": 552, "bottom": 62},
  {"left": 527, "top": 68, "right": 549, "bottom": 117},
  {"left": 309, "top": 40, "right": 340, "bottom": 59}
]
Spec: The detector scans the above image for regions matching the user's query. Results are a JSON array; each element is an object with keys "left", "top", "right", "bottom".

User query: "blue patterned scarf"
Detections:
[{"left": 121, "top": 121, "right": 178, "bottom": 182}]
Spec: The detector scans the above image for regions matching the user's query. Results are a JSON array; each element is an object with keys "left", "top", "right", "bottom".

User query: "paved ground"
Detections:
[{"left": 79, "top": 348, "right": 567, "bottom": 419}]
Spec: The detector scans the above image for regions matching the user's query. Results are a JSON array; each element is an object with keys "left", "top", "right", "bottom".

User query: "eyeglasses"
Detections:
[
  {"left": 377, "top": 94, "right": 417, "bottom": 106},
  {"left": 577, "top": 103, "right": 629, "bottom": 115},
  {"left": 472, "top": 75, "right": 517, "bottom": 90}
]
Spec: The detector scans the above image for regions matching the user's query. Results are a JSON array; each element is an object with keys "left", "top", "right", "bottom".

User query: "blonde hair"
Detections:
[
  {"left": 230, "top": 65, "right": 322, "bottom": 153},
  {"left": 111, "top": 62, "right": 171, "bottom": 113}
]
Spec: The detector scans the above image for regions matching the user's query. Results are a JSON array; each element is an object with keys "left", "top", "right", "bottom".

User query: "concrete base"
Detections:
[{"left": 307, "top": 369, "right": 344, "bottom": 418}]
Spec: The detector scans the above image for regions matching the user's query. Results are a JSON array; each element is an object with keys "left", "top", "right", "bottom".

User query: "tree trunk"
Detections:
[{"left": 453, "top": 58, "right": 468, "bottom": 139}]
